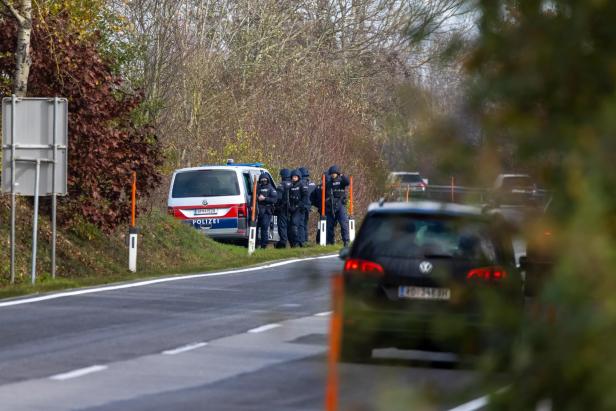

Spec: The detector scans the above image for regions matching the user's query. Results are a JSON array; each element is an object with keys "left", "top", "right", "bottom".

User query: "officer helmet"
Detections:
[
  {"left": 259, "top": 172, "right": 269, "bottom": 185},
  {"left": 299, "top": 167, "right": 310, "bottom": 178},
  {"left": 290, "top": 169, "right": 302, "bottom": 182},
  {"left": 280, "top": 168, "right": 290, "bottom": 179},
  {"left": 328, "top": 165, "right": 341, "bottom": 176}
]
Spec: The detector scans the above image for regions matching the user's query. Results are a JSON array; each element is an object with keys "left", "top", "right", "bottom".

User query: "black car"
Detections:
[{"left": 339, "top": 201, "right": 523, "bottom": 361}]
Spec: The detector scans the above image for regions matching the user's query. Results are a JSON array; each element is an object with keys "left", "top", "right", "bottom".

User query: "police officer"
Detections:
[
  {"left": 299, "top": 167, "right": 317, "bottom": 244},
  {"left": 256, "top": 173, "right": 278, "bottom": 249},
  {"left": 275, "top": 168, "right": 292, "bottom": 248},
  {"left": 325, "top": 165, "right": 350, "bottom": 246},
  {"left": 288, "top": 169, "right": 308, "bottom": 247}
]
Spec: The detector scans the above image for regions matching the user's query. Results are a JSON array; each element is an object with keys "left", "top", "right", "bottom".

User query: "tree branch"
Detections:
[{"left": 0, "top": 0, "right": 25, "bottom": 26}]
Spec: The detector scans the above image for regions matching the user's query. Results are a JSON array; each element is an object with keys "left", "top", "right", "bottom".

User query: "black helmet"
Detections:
[
  {"left": 328, "top": 165, "right": 341, "bottom": 175},
  {"left": 290, "top": 169, "right": 302, "bottom": 179},
  {"left": 259, "top": 172, "right": 269, "bottom": 184},
  {"left": 299, "top": 167, "right": 309, "bottom": 178},
  {"left": 280, "top": 168, "right": 290, "bottom": 179}
]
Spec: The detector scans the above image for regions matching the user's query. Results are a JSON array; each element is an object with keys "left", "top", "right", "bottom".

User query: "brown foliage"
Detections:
[{"left": 0, "top": 15, "right": 163, "bottom": 231}]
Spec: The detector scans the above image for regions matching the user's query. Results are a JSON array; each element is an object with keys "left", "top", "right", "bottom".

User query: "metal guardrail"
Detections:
[{"left": 386, "top": 184, "right": 552, "bottom": 209}]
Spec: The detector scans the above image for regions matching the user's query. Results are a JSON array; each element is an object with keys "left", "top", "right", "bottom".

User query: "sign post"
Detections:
[
  {"left": 128, "top": 172, "right": 138, "bottom": 272},
  {"left": 319, "top": 174, "right": 327, "bottom": 246},
  {"left": 348, "top": 176, "right": 355, "bottom": 243},
  {"left": 248, "top": 176, "right": 258, "bottom": 255},
  {"left": 2, "top": 96, "right": 68, "bottom": 284}
]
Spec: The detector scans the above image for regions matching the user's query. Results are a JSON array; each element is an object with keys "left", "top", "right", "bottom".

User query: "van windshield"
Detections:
[{"left": 172, "top": 170, "right": 240, "bottom": 198}]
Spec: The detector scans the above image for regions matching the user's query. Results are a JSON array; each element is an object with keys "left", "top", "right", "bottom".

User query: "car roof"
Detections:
[{"left": 367, "top": 201, "right": 482, "bottom": 217}]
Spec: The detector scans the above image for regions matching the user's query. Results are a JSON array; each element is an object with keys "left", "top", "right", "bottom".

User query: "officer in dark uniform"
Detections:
[
  {"left": 299, "top": 167, "right": 317, "bottom": 244},
  {"left": 288, "top": 169, "right": 308, "bottom": 247},
  {"left": 256, "top": 173, "right": 278, "bottom": 249},
  {"left": 275, "top": 168, "right": 292, "bottom": 248},
  {"left": 325, "top": 165, "right": 350, "bottom": 246}
]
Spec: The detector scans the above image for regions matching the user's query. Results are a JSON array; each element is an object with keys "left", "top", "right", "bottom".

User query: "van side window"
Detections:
[{"left": 243, "top": 173, "right": 253, "bottom": 195}]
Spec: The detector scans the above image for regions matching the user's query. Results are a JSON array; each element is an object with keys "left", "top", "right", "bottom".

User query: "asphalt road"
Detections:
[{"left": 0, "top": 255, "right": 486, "bottom": 411}]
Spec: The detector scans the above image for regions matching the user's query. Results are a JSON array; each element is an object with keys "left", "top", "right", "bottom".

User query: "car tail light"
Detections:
[
  {"left": 344, "top": 258, "right": 384, "bottom": 276},
  {"left": 467, "top": 266, "right": 508, "bottom": 281},
  {"left": 238, "top": 204, "right": 247, "bottom": 218}
]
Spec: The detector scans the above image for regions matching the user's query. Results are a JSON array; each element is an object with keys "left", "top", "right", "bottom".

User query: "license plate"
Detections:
[
  {"left": 194, "top": 209, "right": 217, "bottom": 215},
  {"left": 398, "top": 286, "right": 451, "bottom": 301}
]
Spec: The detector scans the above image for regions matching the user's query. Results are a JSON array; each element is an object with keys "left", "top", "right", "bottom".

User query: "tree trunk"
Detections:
[{"left": 2, "top": 0, "right": 33, "bottom": 96}]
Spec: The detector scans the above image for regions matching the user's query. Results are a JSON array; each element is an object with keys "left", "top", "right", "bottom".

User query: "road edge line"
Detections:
[{"left": 0, "top": 254, "right": 338, "bottom": 308}]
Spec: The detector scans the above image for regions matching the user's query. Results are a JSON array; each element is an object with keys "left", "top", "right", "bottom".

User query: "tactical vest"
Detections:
[
  {"left": 330, "top": 179, "right": 347, "bottom": 204},
  {"left": 289, "top": 183, "right": 303, "bottom": 208}
]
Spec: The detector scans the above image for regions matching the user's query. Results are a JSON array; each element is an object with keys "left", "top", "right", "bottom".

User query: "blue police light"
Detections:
[{"left": 226, "top": 162, "right": 264, "bottom": 168}]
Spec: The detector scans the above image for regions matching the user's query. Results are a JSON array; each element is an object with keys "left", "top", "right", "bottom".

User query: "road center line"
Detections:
[
  {"left": 0, "top": 254, "right": 337, "bottom": 308},
  {"left": 314, "top": 311, "right": 332, "bottom": 317},
  {"left": 162, "top": 342, "right": 208, "bottom": 355},
  {"left": 247, "top": 323, "right": 281, "bottom": 333},
  {"left": 50, "top": 365, "right": 108, "bottom": 381}
]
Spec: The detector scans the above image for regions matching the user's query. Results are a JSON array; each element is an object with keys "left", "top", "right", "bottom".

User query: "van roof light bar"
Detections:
[
  {"left": 226, "top": 162, "right": 264, "bottom": 168},
  {"left": 198, "top": 162, "right": 265, "bottom": 168}
]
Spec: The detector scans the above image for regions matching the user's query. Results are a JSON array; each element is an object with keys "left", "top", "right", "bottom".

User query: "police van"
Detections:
[{"left": 167, "top": 160, "right": 279, "bottom": 243}]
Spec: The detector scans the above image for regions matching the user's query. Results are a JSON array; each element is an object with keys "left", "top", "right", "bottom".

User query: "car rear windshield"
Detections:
[
  {"left": 501, "top": 176, "right": 533, "bottom": 189},
  {"left": 353, "top": 213, "right": 498, "bottom": 262},
  {"left": 172, "top": 170, "right": 240, "bottom": 198},
  {"left": 398, "top": 174, "right": 422, "bottom": 183}
]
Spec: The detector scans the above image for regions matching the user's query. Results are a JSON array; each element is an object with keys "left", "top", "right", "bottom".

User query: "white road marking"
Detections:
[
  {"left": 50, "top": 365, "right": 108, "bottom": 381},
  {"left": 162, "top": 342, "right": 208, "bottom": 355},
  {"left": 448, "top": 387, "right": 509, "bottom": 411},
  {"left": 247, "top": 323, "right": 281, "bottom": 333},
  {"left": 447, "top": 395, "right": 488, "bottom": 411},
  {"left": 0, "top": 254, "right": 337, "bottom": 308},
  {"left": 314, "top": 311, "right": 332, "bottom": 317},
  {"left": 281, "top": 303, "right": 301, "bottom": 308}
]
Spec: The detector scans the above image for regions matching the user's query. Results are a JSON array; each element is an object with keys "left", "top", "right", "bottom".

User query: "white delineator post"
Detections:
[
  {"left": 128, "top": 172, "right": 138, "bottom": 272},
  {"left": 348, "top": 175, "right": 355, "bottom": 243},
  {"left": 248, "top": 176, "right": 258, "bottom": 255},
  {"left": 319, "top": 174, "right": 327, "bottom": 246},
  {"left": 129, "top": 227, "right": 138, "bottom": 272}
]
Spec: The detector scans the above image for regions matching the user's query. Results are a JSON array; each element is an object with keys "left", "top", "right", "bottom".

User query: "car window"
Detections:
[
  {"left": 353, "top": 213, "right": 498, "bottom": 262},
  {"left": 399, "top": 174, "right": 422, "bottom": 184},
  {"left": 501, "top": 177, "right": 533, "bottom": 189},
  {"left": 172, "top": 170, "right": 240, "bottom": 198}
]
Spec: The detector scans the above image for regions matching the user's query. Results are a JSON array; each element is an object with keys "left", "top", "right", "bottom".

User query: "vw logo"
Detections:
[
  {"left": 202, "top": 200, "right": 209, "bottom": 206},
  {"left": 419, "top": 261, "right": 433, "bottom": 274}
]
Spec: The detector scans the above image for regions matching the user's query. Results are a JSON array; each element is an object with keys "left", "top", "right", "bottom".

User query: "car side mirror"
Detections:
[{"left": 339, "top": 247, "right": 350, "bottom": 260}]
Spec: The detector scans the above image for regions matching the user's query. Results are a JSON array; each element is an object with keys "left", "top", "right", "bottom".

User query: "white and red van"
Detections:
[{"left": 167, "top": 161, "right": 279, "bottom": 243}]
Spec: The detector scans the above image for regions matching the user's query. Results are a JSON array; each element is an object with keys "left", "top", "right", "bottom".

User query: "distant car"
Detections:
[
  {"left": 167, "top": 160, "right": 278, "bottom": 243},
  {"left": 387, "top": 172, "right": 429, "bottom": 192},
  {"left": 491, "top": 174, "right": 538, "bottom": 207},
  {"left": 338, "top": 201, "right": 522, "bottom": 361}
]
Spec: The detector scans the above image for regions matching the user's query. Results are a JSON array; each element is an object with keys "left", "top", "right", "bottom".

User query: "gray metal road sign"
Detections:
[{"left": 2, "top": 97, "right": 68, "bottom": 195}]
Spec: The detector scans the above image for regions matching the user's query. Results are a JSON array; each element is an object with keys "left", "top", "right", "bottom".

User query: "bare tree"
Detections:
[{"left": 1, "top": 0, "right": 32, "bottom": 96}]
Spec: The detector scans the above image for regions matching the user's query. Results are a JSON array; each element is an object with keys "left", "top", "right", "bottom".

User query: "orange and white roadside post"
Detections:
[
  {"left": 348, "top": 176, "right": 355, "bottom": 243},
  {"left": 319, "top": 174, "right": 327, "bottom": 246},
  {"left": 248, "top": 176, "right": 258, "bottom": 255},
  {"left": 128, "top": 171, "right": 138, "bottom": 272}
]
